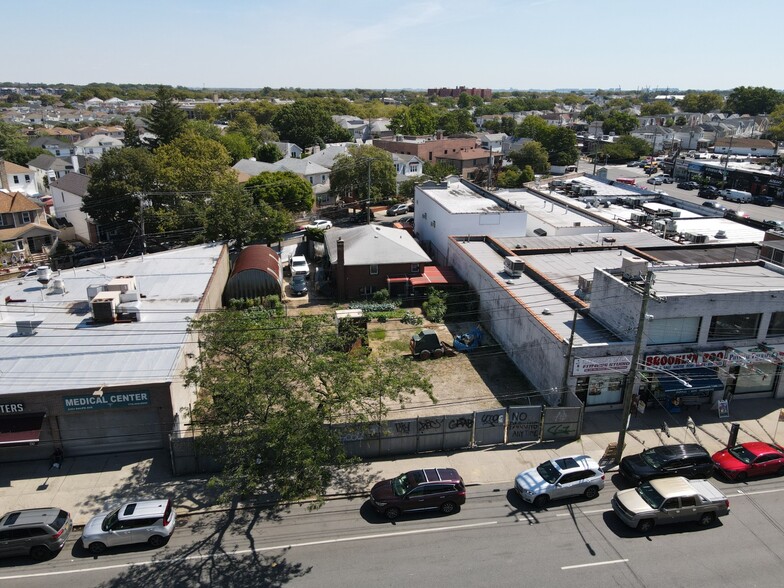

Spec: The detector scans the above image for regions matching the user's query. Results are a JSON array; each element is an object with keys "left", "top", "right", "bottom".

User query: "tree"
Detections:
[
  {"left": 457, "top": 92, "right": 472, "bottom": 109},
  {"left": 581, "top": 104, "right": 605, "bottom": 123},
  {"left": 515, "top": 115, "right": 550, "bottom": 141},
  {"left": 185, "top": 311, "right": 433, "bottom": 502},
  {"left": 0, "top": 122, "right": 47, "bottom": 165},
  {"left": 496, "top": 165, "right": 534, "bottom": 188},
  {"left": 245, "top": 171, "right": 314, "bottom": 214},
  {"left": 543, "top": 127, "right": 579, "bottom": 166},
  {"left": 675, "top": 115, "right": 688, "bottom": 126},
  {"left": 509, "top": 141, "right": 549, "bottom": 174},
  {"left": 640, "top": 101, "right": 674, "bottom": 116},
  {"left": 768, "top": 103, "right": 784, "bottom": 140},
  {"left": 600, "top": 135, "right": 651, "bottom": 162},
  {"left": 726, "top": 86, "right": 784, "bottom": 115},
  {"left": 422, "top": 161, "right": 457, "bottom": 182},
  {"left": 218, "top": 133, "right": 253, "bottom": 164},
  {"left": 389, "top": 103, "right": 438, "bottom": 135},
  {"left": 678, "top": 92, "right": 723, "bottom": 114},
  {"left": 329, "top": 144, "right": 396, "bottom": 204},
  {"left": 82, "top": 147, "right": 158, "bottom": 228},
  {"left": 271, "top": 100, "right": 351, "bottom": 147},
  {"left": 601, "top": 110, "right": 639, "bottom": 135},
  {"left": 438, "top": 109, "right": 475, "bottom": 135},
  {"left": 203, "top": 183, "right": 287, "bottom": 247},
  {"left": 122, "top": 117, "right": 143, "bottom": 148},
  {"left": 188, "top": 120, "right": 222, "bottom": 141},
  {"left": 226, "top": 112, "right": 259, "bottom": 152},
  {"left": 143, "top": 86, "right": 187, "bottom": 148},
  {"left": 255, "top": 142, "right": 284, "bottom": 163}
]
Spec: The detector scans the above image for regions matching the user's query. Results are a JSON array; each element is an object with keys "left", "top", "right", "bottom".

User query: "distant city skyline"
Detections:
[{"left": 5, "top": 0, "right": 783, "bottom": 91}]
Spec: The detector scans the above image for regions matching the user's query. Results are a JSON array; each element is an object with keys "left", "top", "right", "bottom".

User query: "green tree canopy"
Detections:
[
  {"left": 601, "top": 110, "right": 639, "bottom": 135},
  {"left": 255, "top": 142, "right": 284, "bottom": 163},
  {"left": 389, "top": 103, "right": 439, "bottom": 135},
  {"left": 82, "top": 147, "right": 158, "bottom": 227},
  {"left": 726, "top": 86, "right": 784, "bottom": 115},
  {"left": 143, "top": 86, "right": 188, "bottom": 148},
  {"left": 515, "top": 115, "right": 550, "bottom": 141},
  {"left": 640, "top": 101, "right": 674, "bottom": 116},
  {"left": 271, "top": 100, "right": 351, "bottom": 147},
  {"left": 122, "top": 117, "right": 143, "bottom": 148},
  {"left": 218, "top": 133, "right": 253, "bottom": 164},
  {"left": 438, "top": 109, "right": 475, "bottom": 135},
  {"left": 496, "top": 165, "right": 534, "bottom": 188},
  {"left": 678, "top": 92, "right": 724, "bottom": 114},
  {"left": 245, "top": 170, "right": 314, "bottom": 214},
  {"left": 422, "top": 161, "right": 458, "bottom": 182},
  {"left": 329, "top": 144, "right": 396, "bottom": 204},
  {"left": 600, "top": 135, "right": 651, "bottom": 162},
  {"left": 0, "top": 122, "right": 46, "bottom": 165},
  {"left": 581, "top": 104, "right": 605, "bottom": 123},
  {"left": 545, "top": 127, "right": 580, "bottom": 166},
  {"left": 509, "top": 141, "right": 550, "bottom": 174},
  {"left": 185, "top": 311, "right": 433, "bottom": 502}
]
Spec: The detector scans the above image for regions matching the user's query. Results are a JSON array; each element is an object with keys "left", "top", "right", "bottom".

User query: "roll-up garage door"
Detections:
[{"left": 57, "top": 408, "right": 163, "bottom": 455}]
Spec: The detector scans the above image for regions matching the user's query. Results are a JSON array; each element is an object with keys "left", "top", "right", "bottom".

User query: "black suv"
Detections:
[
  {"left": 620, "top": 444, "right": 713, "bottom": 484},
  {"left": 698, "top": 185, "right": 720, "bottom": 199},
  {"left": 0, "top": 508, "right": 72, "bottom": 561},
  {"left": 369, "top": 468, "right": 466, "bottom": 520},
  {"left": 677, "top": 181, "right": 699, "bottom": 190}
]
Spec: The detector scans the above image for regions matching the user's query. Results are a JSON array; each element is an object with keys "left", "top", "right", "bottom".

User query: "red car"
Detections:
[{"left": 712, "top": 442, "right": 784, "bottom": 481}]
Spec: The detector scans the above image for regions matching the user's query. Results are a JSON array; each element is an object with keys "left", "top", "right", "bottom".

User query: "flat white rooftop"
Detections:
[
  {"left": 417, "top": 181, "right": 511, "bottom": 214},
  {"left": 0, "top": 243, "right": 224, "bottom": 395},
  {"left": 494, "top": 189, "right": 604, "bottom": 228},
  {"left": 648, "top": 263, "right": 784, "bottom": 296}
]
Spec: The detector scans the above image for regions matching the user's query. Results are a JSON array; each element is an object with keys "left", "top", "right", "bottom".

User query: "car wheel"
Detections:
[
  {"left": 637, "top": 519, "right": 655, "bottom": 533},
  {"left": 777, "top": 466, "right": 784, "bottom": 477},
  {"left": 30, "top": 545, "right": 51, "bottom": 561},
  {"left": 419, "top": 350, "right": 431, "bottom": 361},
  {"left": 533, "top": 494, "right": 549, "bottom": 509},
  {"left": 88, "top": 542, "right": 107, "bottom": 555},
  {"left": 148, "top": 535, "right": 166, "bottom": 548},
  {"left": 439, "top": 501, "right": 457, "bottom": 514},
  {"left": 735, "top": 472, "right": 748, "bottom": 482},
  {"left": 384, "top": 507, "right": 401, "bottom": 520},
  {"left": 698, "top": 512, "right": 716, "bottom": 527},
  {"left": 584, "top": 486, "right": 599, "bottom": 500},
  {"left": 432, "top": 348, "right": 444, "bottom": 359}
]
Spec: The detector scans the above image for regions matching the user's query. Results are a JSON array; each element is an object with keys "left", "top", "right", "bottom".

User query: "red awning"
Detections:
[
  {"left": 409, "top": 265, "right": 464, "bottom": 288},
  {"left": 386, "top": 277, "right": 410, "bottom": 284},
  {"left": 0, "top": 412, "right": 46, "bottom": 446}
]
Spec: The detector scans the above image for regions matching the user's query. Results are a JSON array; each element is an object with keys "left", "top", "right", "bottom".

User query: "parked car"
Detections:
[
  {"left": 711, "top": 442, "right": 784, "bottom": 481},
  {"left": 702, "top": 201, "right": 727, "bottom": 212},
  {"left": 290, "top": 274, "right": 308, "bottom": 296},
  {"left": 764, "top": 219, "right": 784, "bottom": 230},
  {"left": 627, "top": 161, "right": 643, "bottom": 167},
  {"left": 399, "top": 216, "right": 415, "bottom": 227},
  {"left": 725, "top": 209, "right": 750, "bottom": 220},
  {"left": 721, "top": 189, "right": 753, "bottom": 203},
  {"left": 0, "top": 508, "right": 72, "bottom": 561},
  {"left": 647, "top": 176, "right": 663, "bottom": 185},
  {"left": 369, "top": 468, "right": 466, "bottom": 520},
  {"left": 81, "top": 499, "right": 176, "bottom": 554},
  {"left": 619, "top": 443, "right": 713, "bottom": 484},
  {"left": 752, "top": 195, "right": 774, "bottom": 206},
  {"left": 611, "top": 477, "right": 729, "bottom": 533},
  {"left": 660, "top": 175, "right": 674, "bottom": 184},
  {"left": 305, "top": 219, "right": 333, "bottom": 231},
  {"left": 698, "top": 185, "right": 720, "bottom": 199},
  {"left": 514, "top": 455, "right": 605, "bottom": 508},
  {"left": 386, "top": 203, "right": 409, "bottom": 216},
  {"left": 677, "top": 181, "right": 699, "bottom": 190},
  {"left": 289, "top": 255, "right": 310, "bottom": 279}
]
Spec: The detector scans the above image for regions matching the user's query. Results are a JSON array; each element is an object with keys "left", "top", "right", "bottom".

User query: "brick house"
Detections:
[
  {"left": 373, "top": 133, "right": 479, "bottom": 164},
  {"left": 434, "top": 148, "right": 492, "bottom": 180},
  {"left": 325, "top": 225, "right": 431, "bottom": 301}
]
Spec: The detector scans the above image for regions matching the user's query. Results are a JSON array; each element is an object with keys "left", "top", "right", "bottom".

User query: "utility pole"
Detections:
[
  {"left": 365, "top": 158, "right": 373, "bottom": 224},
  {"left": 615, "top": 269, "right": 658, "bottom": 463},
  {"left": 134, "top": 193, "right": 146, "bottom": 258},
  {"left": 561, "top": 308, "right": 579, "bottom": 393}
]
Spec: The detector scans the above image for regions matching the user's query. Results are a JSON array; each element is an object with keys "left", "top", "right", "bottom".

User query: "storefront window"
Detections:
[
  {"left": 578, "top": 374, "right": 624, "bottom": 406},
  {"left": 648, "top": 317, "right": 700, "bottom": 344},
  {"left": 708, "top": 313, "right": 760, "bottom": 341},
  {"left": 733, "top": 362, "right": 777, "bottom": 395},
  {"left": 767, "top": 312, "right": 784, "bottom": 338}
]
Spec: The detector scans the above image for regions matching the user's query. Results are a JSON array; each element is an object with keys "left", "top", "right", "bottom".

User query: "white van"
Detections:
[{"left": 721, "top": 189, "right": 752, "bottom": 203}]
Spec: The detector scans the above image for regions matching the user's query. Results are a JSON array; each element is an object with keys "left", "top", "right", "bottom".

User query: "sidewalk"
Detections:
[{"left": 1, "top": 399, "right": 781, "bottom": 526}]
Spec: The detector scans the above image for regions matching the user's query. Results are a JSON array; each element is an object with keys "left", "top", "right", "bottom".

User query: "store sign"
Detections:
[
  {"left": 0, "top": 402, "right": 24, "bottom": 413},
  {"left": 572, "top": 356, "right": 631, "bottom": 376},
  {"left": 644, "top": 350, "right": 726, "bottom": 369},
  {"left": 63, "top": 391, "right": 151, "bottom": 412},
  {"left": 727, "top": 346, "right": 781, "bottom": 365}
]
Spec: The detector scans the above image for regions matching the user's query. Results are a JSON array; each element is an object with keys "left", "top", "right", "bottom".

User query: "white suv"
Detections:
[
  {"left": 289, "top": 255, "right": 309, "bottom": 279},
  {"left": 514, "top": 455, "right": 604, "bottom": 508},
  {"left": 81, "top": 499, "right": 176, "bottom": 554}
]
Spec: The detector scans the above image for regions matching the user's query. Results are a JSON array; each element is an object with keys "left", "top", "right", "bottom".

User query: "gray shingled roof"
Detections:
[
  {"left": 50, "top": 172, "right": 90, "bottom": 196},
  {"left": 325, "top": 225, "right": 431, "bottom": 266}
]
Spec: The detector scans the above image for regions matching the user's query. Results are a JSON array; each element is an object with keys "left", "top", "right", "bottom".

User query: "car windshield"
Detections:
[
  {"left": 391, "top": 473, "right": 412, "bottom": 497},
  {"left": 636, "top": 482, "right": 665, "bottom": 509},
  {"left": 641, "top": 448, "right": 666, "bottom": 468},
  {"left": 727, "top": 445, "right": 755, "bottom": 464},
  {"left": 101, "top": 508, "right": 120, "bottom": 532},
  {"left": 536, "top": 461, "right": 560, "bottom": 484}
]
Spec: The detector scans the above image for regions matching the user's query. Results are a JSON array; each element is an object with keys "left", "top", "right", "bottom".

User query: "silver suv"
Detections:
[
  {"left": 515, "top": 455, "right": 605, "bottom": 508},
  {"left": 81, "top": 499, "right": 176, "bottom": 554},
  {"left": 0, "top": 508, "right": 72, "bottom": 561}
]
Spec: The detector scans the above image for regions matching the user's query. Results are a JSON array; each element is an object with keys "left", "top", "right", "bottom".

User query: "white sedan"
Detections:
[{"left": 305, "top": 219, "right": 333, "bottom": 230}]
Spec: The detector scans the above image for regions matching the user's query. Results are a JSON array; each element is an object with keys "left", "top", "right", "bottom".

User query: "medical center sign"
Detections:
[{"left": 63, "top": 391, "right": 151, "bottom": 412}]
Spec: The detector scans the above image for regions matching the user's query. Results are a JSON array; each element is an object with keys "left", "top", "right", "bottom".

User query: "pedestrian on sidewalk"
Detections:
[{"left": 49, "top": 447, "right": 64, "bottom": 470}]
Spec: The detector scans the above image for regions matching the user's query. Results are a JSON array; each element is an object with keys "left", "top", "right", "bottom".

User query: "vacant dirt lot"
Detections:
[{"left": 285, "top": 291, "right": 537, "bottom": 418}]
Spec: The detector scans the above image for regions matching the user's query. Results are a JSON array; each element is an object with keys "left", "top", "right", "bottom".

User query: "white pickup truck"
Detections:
[
  {"left": 289, "top": 255, "right": 310, "bottom": 279},
  {"left": 612, "top": 477, "right": 729, "bottom": 533}
]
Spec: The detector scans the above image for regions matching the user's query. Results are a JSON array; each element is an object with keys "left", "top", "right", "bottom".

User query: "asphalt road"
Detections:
[
  {"left": 2, "top": 474, "right": 783, "bottom": 587},
  {"left": 578, "top": 160, "right": 784, "bottom": 224}
]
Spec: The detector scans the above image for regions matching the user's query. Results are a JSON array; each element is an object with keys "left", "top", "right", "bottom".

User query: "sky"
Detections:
[{"left": 4, "top": 0, "right": 783, "bottom": 91}]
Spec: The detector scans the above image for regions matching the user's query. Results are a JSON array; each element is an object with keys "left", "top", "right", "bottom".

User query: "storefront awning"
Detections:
[
  {"left": 409, "top": 265, "right": 464, "bottom": 288},
  {"left": 0, "top": 412, "right": 46, "bottom": 446},
  {"left": 656, "top": 368, "right": 724, "bottom": 397},
  {"left": 386, "top": 277, "right": 410, "bottom": 284}
]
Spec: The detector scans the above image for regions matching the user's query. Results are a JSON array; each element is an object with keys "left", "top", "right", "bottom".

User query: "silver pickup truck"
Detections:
[{"left": 612, "top": 476, "right": 729, "bottom": 533}]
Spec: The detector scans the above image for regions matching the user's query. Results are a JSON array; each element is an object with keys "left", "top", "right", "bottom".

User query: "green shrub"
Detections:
[
  {"left": 372, "top": 288, "right": 390, "bottom": 302},
  {"left": 422, "top": 289, "right": 447, "bottom": 322},
  {"left": 401, "top": 311, "right": 423, "bottom": 325}
]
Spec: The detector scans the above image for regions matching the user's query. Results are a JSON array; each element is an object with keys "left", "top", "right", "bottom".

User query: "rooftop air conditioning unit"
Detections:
[
  {"left": 15, "top": 319, "right": 43, "bottom": 336},
  {"left": 578, "top": 276, "right": 593, "bottom": 293},
  {"left": 670, "top": 210, "right": 682, "bottom": 218},
  {"left": 621, "top": 256, "right": 648, "bottom": 281},
  {"left": 106, "top": 276, "right": 137, "bottom": 293},
  {"left": 533, "top": 228, "right": 548, "bottom": 236},
  {"left": 691, "top": 234, "right": 708, "bottom": 244},
  {"left": 90, "top": 290, "right": 121, "bottom": 324},
  {"left": 504, "top": 256, "right": 525, "bottom": 278}
]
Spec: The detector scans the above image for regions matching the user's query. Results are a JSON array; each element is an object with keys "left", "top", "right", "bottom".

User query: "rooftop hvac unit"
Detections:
[
  {"left": 670, "top": 210, "right": 682, "bottom": 218},
  {"left": 15, "top": 319, "right": 43, "bottom": 336},
  {"left": 504, "top": 256, "right": 525, "bottom": 278},
  {"left": 90, "top": 290, "right": 121, "bottom": 324},
  {"left": 621, "top": 256, "right": 648, "bottom": 281},
  {"left": 715, "top": 230, "right": 727, "bottom": 239},
  {"left": 578, "top": 276, "right": 593, "bottom": 293},
  {"left": 87, "top": 284, "right": 106, "bottom": 301},
  {"left": 533, "top": 228, "right": 548, "bottom": 236},
  {"left": 691, "top": 234, "right": 708, "bottom": 244},
  {"left": 117, "top": 301, "right": 142, "bottom": 322},
  {"left": 106, "top": 276, "right": 137, "bottom": 293}
]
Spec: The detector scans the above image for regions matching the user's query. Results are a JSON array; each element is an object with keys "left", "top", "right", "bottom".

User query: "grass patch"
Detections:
[
  {"left": 368, "top": 328, "right": 387, "bottom": 341},
  {"left": 386, "top": 339, "right": 410, "bottom": 353}
]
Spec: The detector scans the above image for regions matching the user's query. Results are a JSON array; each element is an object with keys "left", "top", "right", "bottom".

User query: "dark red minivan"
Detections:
[{"left": 369, "top": 468, "right": 466, "bottom": 520}]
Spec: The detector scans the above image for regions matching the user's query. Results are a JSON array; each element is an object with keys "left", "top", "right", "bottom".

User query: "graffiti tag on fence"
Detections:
[
  {"left": 417, "top": 418, "right": 443, "bottom": 432},
  {"left": 480, "top": 413, "right": 503, "bottom": 426},
  {"left": 448, "top": 417, "right": 473, "bottom": 430}
]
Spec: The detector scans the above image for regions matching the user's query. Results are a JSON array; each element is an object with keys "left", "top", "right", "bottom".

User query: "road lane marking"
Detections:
[
  {"left": 556, "top": 509, "right": 611, "bottom": 517},
  {"left": 0, "top": 521, "right": 498, "bottom": 581},
  {"left": 562, "top": 559, "right": 629, "bottom": 570},
  {"left": 736, "top": 487, "right": 784, "bottom": 497}
]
